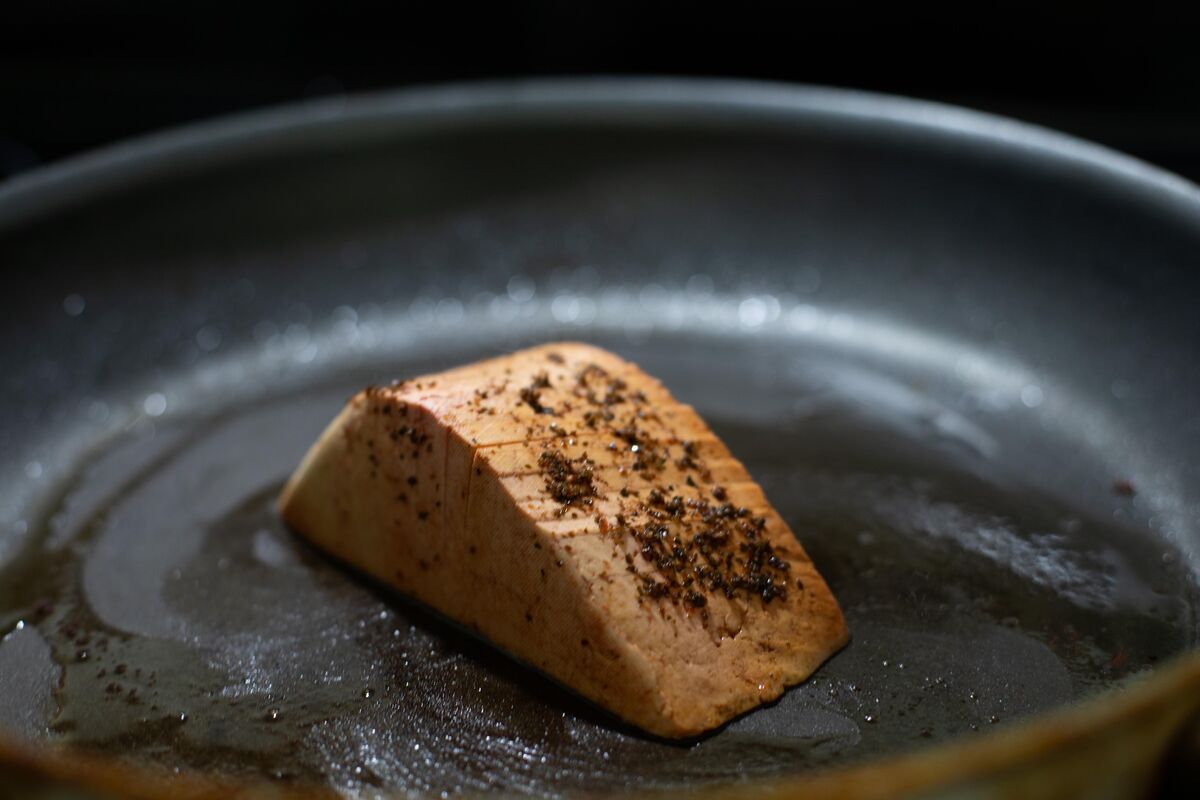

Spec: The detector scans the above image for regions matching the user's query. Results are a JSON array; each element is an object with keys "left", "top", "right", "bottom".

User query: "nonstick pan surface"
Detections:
[{"left": 0, "top": 80, "right": 1198, "bottom": 797}]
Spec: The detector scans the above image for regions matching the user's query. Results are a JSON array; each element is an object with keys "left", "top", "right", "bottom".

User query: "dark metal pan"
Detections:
[{"left": 1, "top": 79, "right": 1198, "bottom": 798}]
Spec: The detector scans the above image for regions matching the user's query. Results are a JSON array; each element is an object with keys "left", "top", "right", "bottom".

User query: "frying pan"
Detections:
[{"left": 1, "top": 79, "right": 1198, "bottom": 798}]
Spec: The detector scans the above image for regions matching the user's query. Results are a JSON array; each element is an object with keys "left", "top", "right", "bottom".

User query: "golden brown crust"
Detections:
[{"left": 278, "top": 342, "right": 848, "bottom": 737}]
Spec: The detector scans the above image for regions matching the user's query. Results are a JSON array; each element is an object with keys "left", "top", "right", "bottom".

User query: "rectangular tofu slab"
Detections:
[{"left": 278, "top": 342, "right": 848, "bottom": 737}]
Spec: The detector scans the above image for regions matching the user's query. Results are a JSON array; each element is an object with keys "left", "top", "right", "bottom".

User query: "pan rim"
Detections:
[{"left": 0, "top": 76, "right": 1198, "bottom": 234}]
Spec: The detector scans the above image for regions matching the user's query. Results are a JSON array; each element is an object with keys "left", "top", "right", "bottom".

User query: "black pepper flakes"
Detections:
[
  {"left": 538, "top": 448, "right": 598, "bottom": 510},
  {"left": 519, "top": 371, "right": 556, "bottom": 415},
  {"left": 511, "top": 353, "right": 802, "bottom": 613},
  {"left": 610, "top": 491, "right": 794, "bottom": 609}
]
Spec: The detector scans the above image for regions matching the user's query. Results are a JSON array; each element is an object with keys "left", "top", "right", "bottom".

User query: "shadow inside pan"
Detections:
[{"left": 0, "top": 320, "right": 1194, "bottom": 796}]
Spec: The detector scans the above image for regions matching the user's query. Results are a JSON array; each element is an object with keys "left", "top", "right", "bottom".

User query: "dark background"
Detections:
[{"left": 2, "top": 2, "right": 1199, "bottom": 183}]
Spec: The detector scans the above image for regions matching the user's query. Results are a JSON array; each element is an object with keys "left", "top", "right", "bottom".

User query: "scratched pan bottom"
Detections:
[{"left": 0, "top": 321, "right": 1194, "bottom": 796}]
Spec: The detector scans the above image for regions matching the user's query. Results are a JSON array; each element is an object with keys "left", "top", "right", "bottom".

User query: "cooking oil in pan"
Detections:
[{"left": 0, "top": 331, "right": 1194, "bottom": 795}]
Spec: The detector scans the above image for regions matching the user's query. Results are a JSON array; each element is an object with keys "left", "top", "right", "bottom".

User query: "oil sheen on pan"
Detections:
[{"left": 1, "top": 330, "right": 1191, "bottom": 796}]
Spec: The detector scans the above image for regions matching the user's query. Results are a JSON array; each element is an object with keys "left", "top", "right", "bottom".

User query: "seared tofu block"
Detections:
[{"left": 279, "top": 342, "right": 847, "bottom": 737}]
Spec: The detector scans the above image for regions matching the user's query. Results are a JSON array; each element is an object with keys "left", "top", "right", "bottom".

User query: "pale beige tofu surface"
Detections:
[{"left": 278, "top": 342, "right": 848, "bottom": 737}]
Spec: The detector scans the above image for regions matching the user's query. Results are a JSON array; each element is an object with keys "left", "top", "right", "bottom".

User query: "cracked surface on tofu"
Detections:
[{"left": 279, "top": 342, "right": 848, "bottom": 737}]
